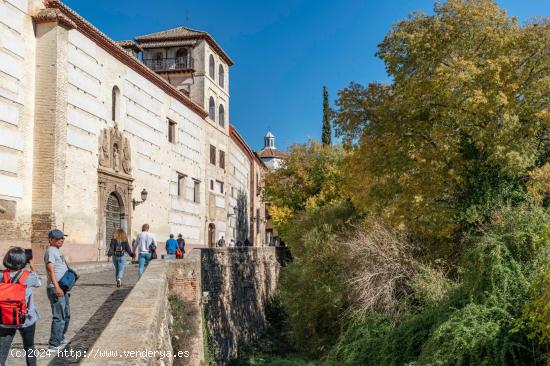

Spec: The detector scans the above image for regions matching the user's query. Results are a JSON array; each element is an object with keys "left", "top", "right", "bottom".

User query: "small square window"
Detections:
[
  {"left": 168, "top": 120, "right": 176, "bottom": 144},
  {"left": 177, "top": 173, "right": 185, "bottom": 197},
  {"left": 210, "top": 145, "right": 216, "bottom": 165},
  {"left": 219, "top": 150, "right": 225, "bottom": 169},
  {"left": 193, "top": 180, "right": 200, "bottom": 203}
]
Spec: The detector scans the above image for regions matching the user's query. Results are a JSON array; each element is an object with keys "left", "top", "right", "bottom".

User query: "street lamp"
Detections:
[{"left": 132, "top": 188, "right": 148, "bottom": 210}]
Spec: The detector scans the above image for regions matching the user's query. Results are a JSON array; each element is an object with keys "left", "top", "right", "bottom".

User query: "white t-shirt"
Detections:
[{"left": 135, "top": 231, "right": 156, "bottom": 253}]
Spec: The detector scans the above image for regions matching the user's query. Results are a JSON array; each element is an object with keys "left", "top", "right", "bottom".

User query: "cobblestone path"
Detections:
[{"left": 6, "top": 264, "right": 139, "bottom": 366}]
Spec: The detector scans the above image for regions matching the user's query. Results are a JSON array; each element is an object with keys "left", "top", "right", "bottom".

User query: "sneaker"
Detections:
[
  {"left": 48, "top": 339, "right": 69, "bottom": 351},
  {"left": 116, "top": 279, "right": 121, "bottom": 288}
]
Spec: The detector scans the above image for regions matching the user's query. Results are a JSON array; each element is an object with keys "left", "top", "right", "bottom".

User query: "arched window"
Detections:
[
  {"left": 208, "top": 97, "right": 215, "bottom": 121},
  {"left": 111, "top": 86, "right": 120, "bottom": 122},
  {"left": 218, "top": 65, "right": 225, "bottom": 88},
  {"left": 218, "top": 104, "right": 225, "bottom": 127},
  {"left": 175, "top": 48, "right": 188, "bottom": 68},
  {"left": 209, "top": 55, "right": 215, "bottom": 79}
]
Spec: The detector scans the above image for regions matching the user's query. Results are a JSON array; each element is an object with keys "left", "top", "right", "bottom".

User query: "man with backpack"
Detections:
[{"left": 44, "top": 229, "right": 71, "bottom": 351}]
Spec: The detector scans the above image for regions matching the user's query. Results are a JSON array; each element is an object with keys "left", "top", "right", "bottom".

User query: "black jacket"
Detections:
[{"left": 107, "top": 239, "right": 134, "bottom": 257}]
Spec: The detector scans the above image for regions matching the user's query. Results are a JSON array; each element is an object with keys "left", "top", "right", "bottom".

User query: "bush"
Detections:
[{"left": 278, "top": 201, "right": 358, "bottom": 357}]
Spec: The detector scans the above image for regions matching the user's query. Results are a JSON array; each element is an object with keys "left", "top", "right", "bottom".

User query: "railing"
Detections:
[{"left": 143, "top": 56, "right": 195, "bottom": 72}]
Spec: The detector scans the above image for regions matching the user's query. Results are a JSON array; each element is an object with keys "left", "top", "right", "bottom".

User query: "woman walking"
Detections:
[
  {"left": 107, "top": 229, "right": 134, "bottom": 287},
  {"left": 0, "top": 247, "right": 41, "bottom": 366}
]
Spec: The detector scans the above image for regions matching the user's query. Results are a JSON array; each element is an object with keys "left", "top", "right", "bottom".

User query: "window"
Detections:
[
  {"left": 193, "top": 180, "right": 200, "bottom": 203},
  {"left": 210, "top": 179, "right": 214, "bottom": 190},
  {"left": 256, "top": 208, "right": 260, "bottom": 234},
  {"left": 208, "top": 97, "right": 215, "bottom": 121},
  {"left": 216, "top": 180, "right": 224, "bottom": 194},
  {"left": 210, "top": 145, "right": 216, "bottom": 165},
  {"left": 219, "top": 150, "right": 225, "bottom": 169},
  {"left": 219, "top": 65, "right": 224, "bottom": 88},
  {"left": 218, "top": 104, "right": 225, "bottom": 127},
  {"left": 256, "top": 173, "right": 260, "bottom": 196},
  {"left": 168, "top": 119, "right": 176, "bottom": 144},
  {"left": 175, "top": 48, "right": 188, "bottom": 68},
  {"left": 154, "top": 52, "right": 163, "bottom": 69},
  {"left": 111, "top": 86, "right": 120, "bottom": 122},
  {"left": 209, "top": 55, "right": 215, "bottom": 79},
  {"left": 231, "top": 187, "right": 235, "bottom": 198},
  {"left": 177, "top": 173, "right": 185, "bottom": 197}
]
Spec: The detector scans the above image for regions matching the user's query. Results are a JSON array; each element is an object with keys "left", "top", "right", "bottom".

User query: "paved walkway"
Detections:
[{"left": 6, "top": 264, "right": 139, "bottom": 366}]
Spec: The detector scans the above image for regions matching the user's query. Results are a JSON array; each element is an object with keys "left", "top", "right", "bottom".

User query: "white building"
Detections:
[{"left": 0, "top": 0, "right": 266, "bottom": 261}]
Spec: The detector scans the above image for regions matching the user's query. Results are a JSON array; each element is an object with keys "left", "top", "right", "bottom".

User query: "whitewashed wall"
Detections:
[
  {"left": 0, "top": 0, "right": 36, "bottom": 241},
  {"left": 62, "top": 26, "right": 207, "bottom": 246}
]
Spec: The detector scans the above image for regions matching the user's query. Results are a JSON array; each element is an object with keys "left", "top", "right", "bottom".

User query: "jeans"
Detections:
[
  {"left": 0, "top": 323, "right": 36, "bottom": 366},
  {"left": 138, "top": 252, "right": 152, "bottom": 277},
  {"left": 112, "top": 255, "right": 126, "bottom": 280},
  {"left": 47, "top": 288, "right": 70, "bottom": 347}
]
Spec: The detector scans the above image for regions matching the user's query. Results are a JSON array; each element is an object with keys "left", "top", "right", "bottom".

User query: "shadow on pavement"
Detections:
[{"left": 48, "top": 287, "right": 132, "bottom": 366}]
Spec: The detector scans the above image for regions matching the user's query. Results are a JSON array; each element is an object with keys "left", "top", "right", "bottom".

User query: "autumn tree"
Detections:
[
  {"left": 263, "top": 141, "right": 346, "bottom": 231},
  {"left": 333, "top": 0, "right": 549, "bottom": 249}
]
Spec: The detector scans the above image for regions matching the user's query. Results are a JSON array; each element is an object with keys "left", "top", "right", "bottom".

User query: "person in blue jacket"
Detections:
[{"left": 165, "top": 234, "right": 178, "bottom": 257}]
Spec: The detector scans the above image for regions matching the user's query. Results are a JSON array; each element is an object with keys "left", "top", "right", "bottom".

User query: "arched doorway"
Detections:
[
  {"left": 105, "top": 193, "right": 125, "bottom": 248},
  {"left": 208, "top": 223, "right": 215, "bottom": 247}
]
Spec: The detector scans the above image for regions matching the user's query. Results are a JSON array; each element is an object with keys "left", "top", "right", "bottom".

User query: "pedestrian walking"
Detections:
[
  {"left": 44, "top": 229, "right": 71, "bottom": 351},
  {"left": 135, "top": 224, "right": 156, "bottom": 277},
  {"left": 244, "top": 238, "right": 250, "bottom": 246},
  {"left": 107, "top": 229, "right": 134, "bottom": 287},
  {"left": 217, "top": 236, "right": 226, "bottom": 247},
  {"left": 0, "top": 247, "right": 41, "bottom": 366},
  {"left": 176, "top": 234, "right": 185, "bottom": 259},
  {"left": 165, "top": 234, "right": 178, "bottom": 259},
  {"left": 229, "top": 238, "right": 235, "bottom": 247}
]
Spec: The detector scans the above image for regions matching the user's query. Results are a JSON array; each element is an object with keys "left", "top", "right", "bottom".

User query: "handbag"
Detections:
[
  {"left": 58, "top": 268, "right": 78, "bottom": 293},
  {"left": 149, "top": 243, "right": 157, "bottom": 260}
]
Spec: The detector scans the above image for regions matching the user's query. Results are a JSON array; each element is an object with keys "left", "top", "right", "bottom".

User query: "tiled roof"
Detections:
[
  {"left": 134, "top": 26, "right": 206, "bottom": 41},
  {"left": 139, "top": 40, "right": 197, "bottom": 49},
  {"left": 134, "top": 26, "right": 234, "bottom": 66},
  {"left": 257, "top": 148, "right": 288, "bottom": 159},
  {"left": 115, "top": 40, "right": 142, "bottom": 51}
]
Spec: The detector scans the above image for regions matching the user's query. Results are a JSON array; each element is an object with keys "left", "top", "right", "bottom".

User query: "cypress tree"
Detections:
[{"left": 322, "top": 86, "right": 332, "bottom": 145}]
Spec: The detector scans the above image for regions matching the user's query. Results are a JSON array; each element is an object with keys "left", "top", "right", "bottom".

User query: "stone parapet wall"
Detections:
[
  {"left": 81, "top": 260, "right": 173, "bottom": 366},
  {"left": 201, "top": 247, "right": 282, "bottom": 364}
]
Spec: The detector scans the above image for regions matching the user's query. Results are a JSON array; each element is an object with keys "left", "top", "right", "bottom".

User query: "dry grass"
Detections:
[{"left": 343, "top": 222, "right": 419, "bottom": 319}]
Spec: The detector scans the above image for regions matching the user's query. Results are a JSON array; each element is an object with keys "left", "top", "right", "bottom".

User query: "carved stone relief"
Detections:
[{"left": 98, "top": 125, "right": 131, "bottom": 175}]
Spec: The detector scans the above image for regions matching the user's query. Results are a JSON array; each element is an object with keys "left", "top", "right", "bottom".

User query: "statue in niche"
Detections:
[
  {"left": 121, "top": 138, "right": 132, "bottom": 174},
  {"left": 99, "top": 129, "right": 110, "bottom": 167},
  {"left": 113, "top": 144, "right": 120, "bottom": 172}
]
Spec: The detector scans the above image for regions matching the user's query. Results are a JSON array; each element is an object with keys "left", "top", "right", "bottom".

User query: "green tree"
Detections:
[{"left": 322, "top": 86, "right": 332, "bottom": 145}]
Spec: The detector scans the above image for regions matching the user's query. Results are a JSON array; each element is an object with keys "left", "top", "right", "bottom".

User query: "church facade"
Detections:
[{"left": 0, "top": 0, "right": 267, "bottom": 262}]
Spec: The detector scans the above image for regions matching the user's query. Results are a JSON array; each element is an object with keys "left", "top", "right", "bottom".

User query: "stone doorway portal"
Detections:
[
  {"left": 97, "top": 126, "right": 134, "bottom": 260},
  {"left": 208, "top": 223, "right": 215, "bottom": 247}
]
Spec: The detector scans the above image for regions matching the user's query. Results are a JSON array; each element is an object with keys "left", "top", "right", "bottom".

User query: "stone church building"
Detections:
[{"left": 0, "top": 0, "right": 267, "bottom": 262}]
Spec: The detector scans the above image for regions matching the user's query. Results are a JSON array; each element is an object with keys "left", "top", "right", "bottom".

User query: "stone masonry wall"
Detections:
[{"left": 201, "top": 247, "right": 281, "bottom": 364}]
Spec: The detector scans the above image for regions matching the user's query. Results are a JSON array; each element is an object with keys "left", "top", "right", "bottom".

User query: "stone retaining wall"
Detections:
[{"left": 201, "top": 247, "right": 282, "bottom": 364}]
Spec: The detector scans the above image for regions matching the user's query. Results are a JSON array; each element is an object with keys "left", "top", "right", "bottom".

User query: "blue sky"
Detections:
[{"left": 63, "top": 0, "right": 549, "bottom": 151}]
